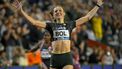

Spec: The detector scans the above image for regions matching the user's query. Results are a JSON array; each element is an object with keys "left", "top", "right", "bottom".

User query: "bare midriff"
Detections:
[{"left": 51, "top": 40, "right": 71, "bottom": 54}]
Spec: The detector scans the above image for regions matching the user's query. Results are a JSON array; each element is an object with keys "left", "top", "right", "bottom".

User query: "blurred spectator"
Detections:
[
  {"left": 101, "top": 46, "right": 116, "bottom": 65},
  {"left": 85, "top": 24, "right": 96, "bottom": 41},
  {"left": 0, "top": 0, "right": 122, "bottom": 67},
  {"left": 71, "top": 25, "right": 89, "bottom": 64},
  {"left": 71, "top": 41, "right": 81, "bottom": 69},
  {"left": 88, "top": 47, "right": 100, "bottom": 64},
  {"left": 12, "top": 46, "right": 28, "bottom": 66},
  {"left": 0, "top": 46, "right": 11, "bottom": 66},
  {"left": 91, "top": 14, "right": 103, "bottom": 41},
  {"left": 26, "top": 50, "right": 48, "bottom": 69},
  {"left": 116, "top": 48, "right": 122, "bottom": 64}
]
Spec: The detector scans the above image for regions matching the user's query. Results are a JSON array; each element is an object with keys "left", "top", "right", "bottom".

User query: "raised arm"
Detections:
[
  {"left": 76, "top": 0, "right": 103, "bottom": 26},
  {"left": 12, "top": 0, "right": 46, "bottom": 28}
]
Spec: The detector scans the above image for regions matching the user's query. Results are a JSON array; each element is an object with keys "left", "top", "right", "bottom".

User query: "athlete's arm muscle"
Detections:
[{"left": 21, "top": 9, "right": 46, "bottom": 28}]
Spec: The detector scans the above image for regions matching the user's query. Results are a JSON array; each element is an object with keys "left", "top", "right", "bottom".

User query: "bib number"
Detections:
[{"left": 53, "top": 30, "right": 69, "bottom": 40}]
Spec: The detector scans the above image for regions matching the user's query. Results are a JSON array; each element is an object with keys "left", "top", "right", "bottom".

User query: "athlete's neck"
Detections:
[{"left": 55, "top": 18, "right": 64, "bottom": 24}]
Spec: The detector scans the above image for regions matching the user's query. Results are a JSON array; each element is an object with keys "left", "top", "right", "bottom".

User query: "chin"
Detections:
[
  {"left": 56, "top": 15, "right": 63, "bottom": 18},
  {"left": 56, "top": 16, "right": 62, "bottom": 18}
]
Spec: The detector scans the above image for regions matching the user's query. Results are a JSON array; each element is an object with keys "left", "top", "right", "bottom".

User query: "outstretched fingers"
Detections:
[
  {"left": 97, "top": 0, "right": 104, "bottom": 6},
  {"left": 12, "top": 0, "right": 22, "bottom": 10}
]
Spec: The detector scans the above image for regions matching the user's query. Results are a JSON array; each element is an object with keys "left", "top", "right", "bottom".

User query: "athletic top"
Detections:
[
  {"left": 41, "top": 44, "right": 51, "bottom": 59},
  {"left": 46, "top": 21, "right": 76, "bottom": 41}
]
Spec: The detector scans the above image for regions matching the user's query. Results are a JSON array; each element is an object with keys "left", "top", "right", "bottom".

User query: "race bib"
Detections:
[
  {"left": 53, "top": 30, "right": 69, "bottom": 40},
  {"left": 41, "top": 49, "right": 51, "bottom": 59}
]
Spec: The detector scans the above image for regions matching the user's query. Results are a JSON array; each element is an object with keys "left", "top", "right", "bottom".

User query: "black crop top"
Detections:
[{"left": 45, "top": 21, "right": 76, "bottom": 41}]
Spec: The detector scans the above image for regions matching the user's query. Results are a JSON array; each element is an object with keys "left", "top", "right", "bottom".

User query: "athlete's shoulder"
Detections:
[{"left": 45, "top": 21, "right": 54, "bottom": 26}]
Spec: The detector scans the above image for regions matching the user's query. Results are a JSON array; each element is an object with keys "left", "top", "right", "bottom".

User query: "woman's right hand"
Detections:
[
  {"left": 12, "top": 0, "right": 22, "bottom": 11},
  {"left": 97, "top": 0, "right": 103, "bottom": 7}
]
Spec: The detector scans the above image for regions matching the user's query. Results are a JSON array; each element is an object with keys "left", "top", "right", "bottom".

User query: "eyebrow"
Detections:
[{"left": 55, "top": 9, "right": 62, "bottom": 11}]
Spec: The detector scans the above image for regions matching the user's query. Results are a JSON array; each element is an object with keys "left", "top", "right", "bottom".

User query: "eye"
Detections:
[
  {"left": 55, "top": 10, "right": 57, "bottom": 12},
  {"left": 59, "top": 10, "right": 62, "bottom": 12}
]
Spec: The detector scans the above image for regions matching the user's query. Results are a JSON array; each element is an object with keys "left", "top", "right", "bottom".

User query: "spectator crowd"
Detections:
[{"left": 0, "top": 0, "right": 122, "bottom": 69}]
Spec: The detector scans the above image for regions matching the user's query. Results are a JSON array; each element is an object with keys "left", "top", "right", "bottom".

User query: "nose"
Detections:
[{"left": 57, "top": 10, "right": 60, "bottom": 13}]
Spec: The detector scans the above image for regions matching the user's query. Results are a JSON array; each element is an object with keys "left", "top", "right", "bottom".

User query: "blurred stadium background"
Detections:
[{"left": 0, "top": 0, "right": 122, "bottom": 69}]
